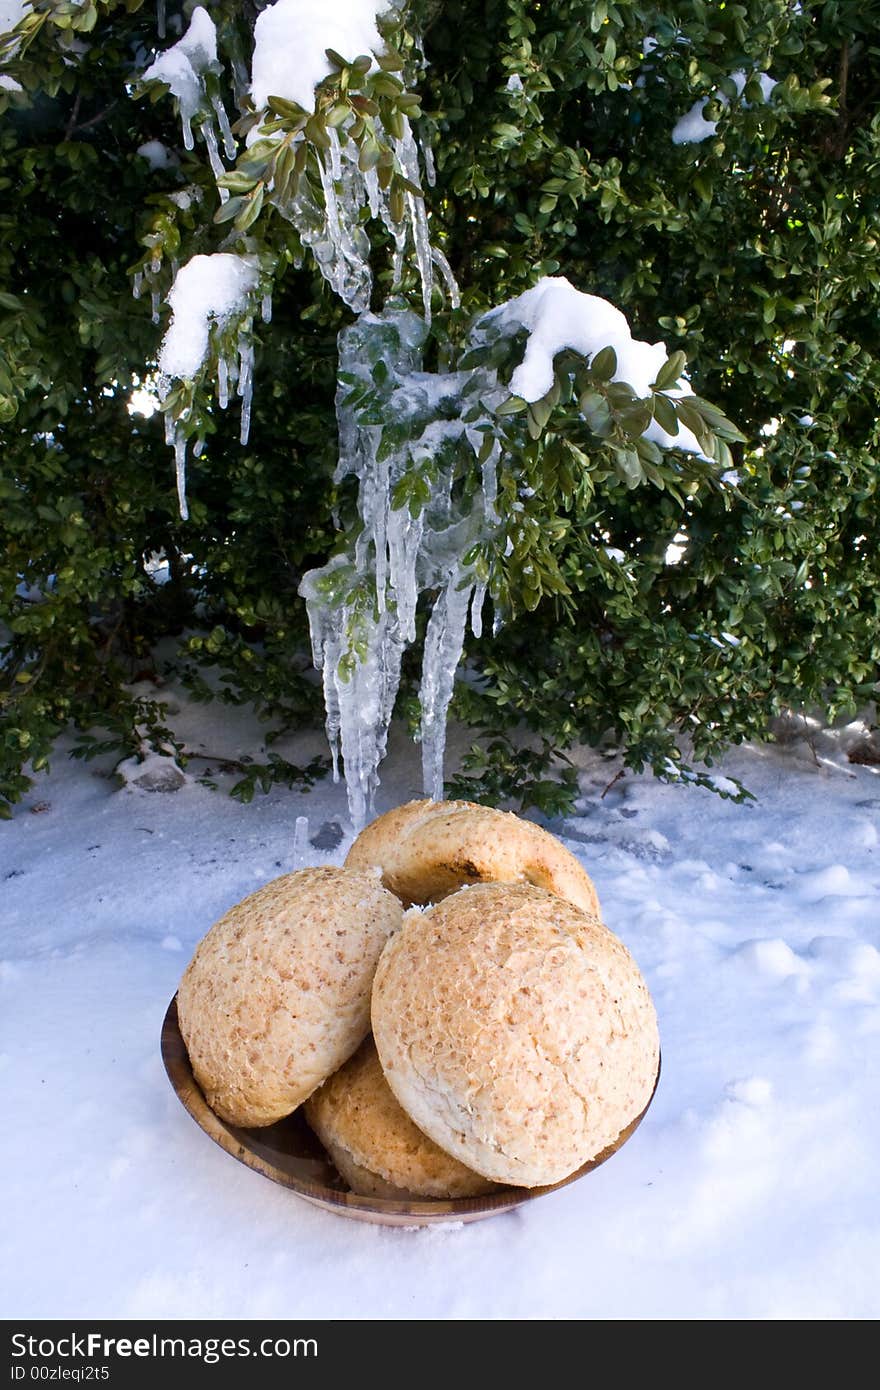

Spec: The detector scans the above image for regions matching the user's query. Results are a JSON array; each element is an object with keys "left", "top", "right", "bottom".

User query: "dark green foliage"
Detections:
[{"left": 1, "top": 0, "right": 879, "bottom": 817}]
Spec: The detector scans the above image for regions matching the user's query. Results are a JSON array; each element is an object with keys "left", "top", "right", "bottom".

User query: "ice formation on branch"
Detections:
[
  {"left": 300, "top": 307, "right": 499, "bottom": 828},
  {"left": 159, "top": 253, "right": 259, "bottom": 379},
  {"left": 251, "top": 0, "right": 393, "bottom": 115},
  {"left": 146, "top": 0, "right": 451, "bottom": 533},
  {"left": 142, "top": 6, "right": 234, "bottom": 172},
  {"left": 490, "top": 276, "right": 705, "bottom": 455},
  {"left": 300, "top": 271, "right": 732, "bottom": 825},
  {"left": 248, "top": 0, "right": 445, "bottom": 319},
  {"left": 158, "top": 253, "right": 260, "bottom": 518}
]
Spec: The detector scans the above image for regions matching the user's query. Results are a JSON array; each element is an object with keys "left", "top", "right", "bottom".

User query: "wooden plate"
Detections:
[{"left": 161, "top": 995, "right": 660, "bottom": 1226}]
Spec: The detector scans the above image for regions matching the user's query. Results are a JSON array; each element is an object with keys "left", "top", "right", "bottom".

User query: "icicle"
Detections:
[
  {"left": 420, "top": 136, "right": 436, "bottom": 187},
  {"left": 238, "top": 336, "right": 254, "bottom": 445},
  {"left": 386, "top": 502, "right": 425, "bottom": 643},
  {"left": 211, "top": 91, "right": 236, "bottom": 161},
  {"left": 202, "top": 118, "right": 226, "bottom": 187},
  {"left": 470, "top": 581, "right": 486, "bottom": 639},
  {"left": 327, "top": 127, "right": 343, "bottom": 182},
  {"left": 391, "top": 224, "right": 406, "bottom": 290},
  {"left": 132, "top": 272, "right": 143, "bottom": 300},
  {"left": 364, "top": 168, "right": 382, "bottom": 219},
  {"left": 398, "top": 126, "right": 438, "bottom": 318},
  {"left": 300, "top": 580, "right": 405, "bottom": 829},
  {"left": 217, "top": 356, "right": 228, "bottom": 409},
  {"left": 174, "top": 428, "right": 189, "bottom": 520},
  {"left": 298, "top": 302, "right": 510, "bottom": 822},
  {"left": 431, "top": 245, "right": 461, "bottom": 310},
  {"left": 193, "top": 437, "right": 205, "bottom": 458},
  {"left": 419, "top": 568, "right": 473, "bottom": 802},
  {"left": 293, "top": 815, "right": 310, "bottom": 868},
  {"left": 309, "top": 144, "right": 374, "bottom": 312},
  {"left": 406, "top": 191, "right": 433, "bottom": 322},
  {"left": 481, "top": 438, "right": 500, "bottom": 524},
  {"left": 261, "top": 291, "right": 272, "bottom": 324},
  {"left": 240, "top": 390, "right": 252, "bottom": 446},
  {"left": 156, "top": 0, "right": 165, "bottom": 40},
  {"left": 151, "top": 289, "right": 160, "bottom": 325},
  {"left": 142, "top": 9, "right": 221, "bottom": 157}
]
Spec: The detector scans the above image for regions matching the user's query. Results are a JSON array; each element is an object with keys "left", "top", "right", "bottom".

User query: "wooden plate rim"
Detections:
[{"left": 161, "top": 994, "right": 660, "bottom": 1224}]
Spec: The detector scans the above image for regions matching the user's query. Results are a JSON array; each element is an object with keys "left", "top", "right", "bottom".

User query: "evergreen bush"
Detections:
[{"left": 1, "top": 0, "right": 877, "bottom": 818}]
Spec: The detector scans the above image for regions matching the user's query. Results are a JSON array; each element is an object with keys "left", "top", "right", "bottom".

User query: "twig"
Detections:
[
  {"left": 801, "top": 708, "right": 821, "bottom": 768},
  {"left": 65, "top": 97, "right": 119, "bottom": 141},
  {"left": 64, "top": 92, "right": 81, "bottom": 140},
  {"left": 71, "top": 100, "right": 119, "bottom": 135},
  {"left": 181, "top": 749, "right": 250, "bottom": 771},
  {"left": 600, "top": 767, "right": 625, "bottom": 799}
]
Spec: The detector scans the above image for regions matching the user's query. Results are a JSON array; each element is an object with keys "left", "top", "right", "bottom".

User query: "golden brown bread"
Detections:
[
  {"left": 345, "top": 798, "right": 600, "bottom": 916},
  {"left": 371, "top": 883, "right": 659, "bottom": 1187},
  {"left": 177, "top": 867, "right": 402, "bottom": 1128},
  {"left": 305, "top": 1038, "right": 497, "bottom": 1199}
]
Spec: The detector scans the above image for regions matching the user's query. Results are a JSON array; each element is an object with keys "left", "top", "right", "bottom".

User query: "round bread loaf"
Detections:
[
  {"left": 345, "top": 798, "right": 600, "bottom": 917},
  {"left": 177, "top": 867, "right": 402, "bottom": 1128},
  {"left": 372, "top": 883, "right": 659, "bottom": 1187},
  {"left": 305, "top": 1039, "right": 497, "bottom": 1199}
]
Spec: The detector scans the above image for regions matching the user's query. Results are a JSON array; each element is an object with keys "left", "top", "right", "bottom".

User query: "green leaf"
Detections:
[
  {"left": 614, "top": 448, "right": 645, "bottom": 489},
  {"left": 652, "top": 394, "right": 679, "bottom": 437},
  {"left": 217, "top": 170, "right": 260, "bottom": 195},
  {"left": 214, "top": 195, "right": 246, "bottom": 224},
  {"left": 529, "top": 396, "right": 553, "bottom": 431},
  {"left": 266, "top": 95, "right": 308, "bottom": 118},
  {"left": 358, "top": 137, "right": 382, "bottom": 172},
  {"left": 376, "top": 49, "right": 405, "bottom": 72},
  {"left": 590, "top": 346, "right": 617, "bottom": 381},
  {"left": 233, "top": 183, "right": 264, "bottom": 232},
  {"left": 653, "top": 350, "right": 687, "bottom": 392},
  {"left": 496, "top": 394, "right": 529, "bottom": 415}
]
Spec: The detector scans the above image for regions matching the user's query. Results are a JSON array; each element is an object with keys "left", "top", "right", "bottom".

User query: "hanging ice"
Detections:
[
  {"left": 248, "top": 1, "right": 442, "bottom": 317},
  {"left": 157, "top": 253, "right": 260, "bottom": 515},
  {"left": 280, "top": 131, "right": 374, "bottom": 313},
  {"left": 419, "top": 566, "right": 473, "bottom": 802},
  {"left": 299, "top": 307, "right": 503, "bottom": 827},
  {"left": 159, "top": 254, "right": 260, "bottom": 380},
  {"left": 301, "top": 273, "right": 718, "bottom": 825},
  {"left": 142, "top": 7, "right": 234, "bottom": 168}
]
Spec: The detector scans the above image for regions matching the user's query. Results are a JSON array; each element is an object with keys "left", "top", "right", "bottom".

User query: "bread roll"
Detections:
[
  {"left": 345, "top": 798, "right": 599, "bottom": 916},
  {"left": 177, "top": 867, "right": 402, "bottom": 1128},
  {"left": 372, "top": 883, "right": 659, "bottom": 1187},
  {"left": 305, "top": 1039, "right": 497, "bottom": 1199}
]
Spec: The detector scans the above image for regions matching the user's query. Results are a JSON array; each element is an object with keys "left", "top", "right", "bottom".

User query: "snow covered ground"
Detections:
[{"left": 2, "top": 692, "right": 878, "bottom": 1320}]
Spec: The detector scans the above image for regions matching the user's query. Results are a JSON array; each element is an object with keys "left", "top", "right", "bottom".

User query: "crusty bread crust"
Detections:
[
  {"left": 177, "top": 867, "right": 402, "bottom": 1128},
  {"left": 345, "top": 798, "right": 600, "bottom": 916},
  {"left": 372, "top": 884, "right": 659, "bottom": 1187},
  {"left": 305, "top": 1038, "right": 497, "bottom": 1199}
]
